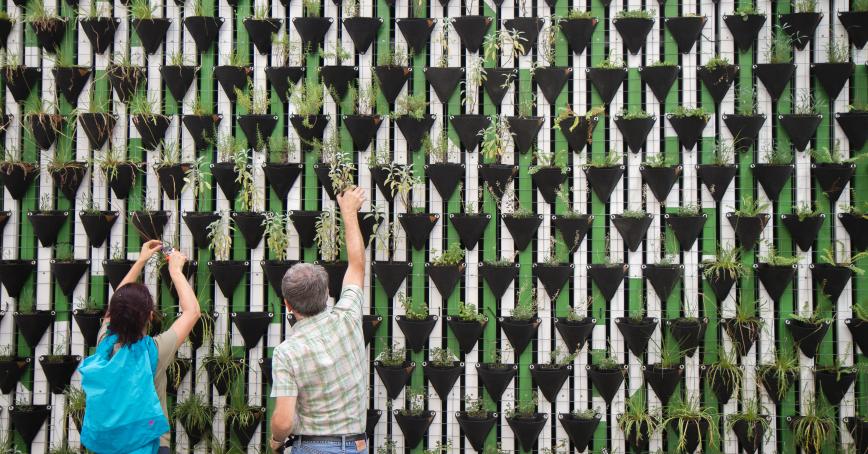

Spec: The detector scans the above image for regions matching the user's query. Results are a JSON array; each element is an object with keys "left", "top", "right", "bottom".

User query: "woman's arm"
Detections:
[
  {"left": 165, "top": 251, "right": 201, "bottom": 349},
  {"left": 117, "top": 240, "right": 163, "bottom": 288}
]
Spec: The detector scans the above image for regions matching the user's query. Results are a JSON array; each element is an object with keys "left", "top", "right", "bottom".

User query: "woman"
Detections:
[{"left": 82, "top": 240, "right": 201, "bottom": 454}]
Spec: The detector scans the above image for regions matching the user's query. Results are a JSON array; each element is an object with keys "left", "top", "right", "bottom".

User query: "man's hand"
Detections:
[
  {"left": 337, "top": 186, "right": 365, "bottom": 214},
  {"left": 138, "top": 240, "right": 163, "bottom": 263},
  {"left": 167, "top": 251, "right": 188, "bottom": 276}
]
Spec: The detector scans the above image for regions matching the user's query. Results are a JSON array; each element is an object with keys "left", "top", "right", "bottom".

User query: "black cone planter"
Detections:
[
  {"left": 205, "top": 359, "right": 242, "bottom": 395},
  {"left": 73, "top": 309, "right": 104, "bottom": 346},
  {"left": 0, "top": 260, "right": 34, "bottom": 297},
  {"left": 501, "top": 317, "right": 541, "bottom": 354},
  {"left": 670, "top": 418, "right": 708, "bottom": 454},
  {"left": 214, "top": 65, "right": 250, "bottom": 101},
  {"left": 724, "top": 13, "right": 765, "bottom": 51},
  {"left": 3, "top": 66, "right": 40, "bottom": 102},
  {"left": 480, "top": 263, "right": 518, "bottom": 299},
  {"left": 293, "top": 17, "right": 332, "bottom": 51},
  {"left": 289, "top": 210, "right": 323, "bottom": 248},
  {"left": 182, "top": 114, "right": 222, "bottom": 150},
  {"left": 427, "top": 264, "right": 463, "bottom": 298},
  {"left": 27, "top": 211, "right": 68, "bottom": 247},
  {"left": 244, "top": 18, "right": 281, "bottom": 54},
  {"left": 588, "top": 365, "right": 625, "bottom": 404},
  {"left": 27, "top": 114, "right": 63, "bottom": 150},
  {"left": 755, "top": 263, "right": 795, "bottom": 302},
  {"left": 53, "top": 66, "right": 90, "bottom": 104},
  {"left": 261, "top": 260, "right": 297, "bottom": 297},
  {"left": 724, "top": 114, "right": 765, "bottom": 152},
  {"left": 232, "top": 212, "right": 266, "bottom": 247},
  {"left": 343, "top": 17, "right": 381, "bottom": 53},
  {"left": 425, "top": 67, "right": 463, "bottom": 102},
  {"left": 507, "top": 116, "right": 544, "bottom": 154},
  {"left": 231, "top": 408, "right": 264, "bottom": 447},
  {"left": 482, "top": 68, "right": 515, "bottom": 105},
  {"left": 397, "top": 18, "right": 435, "bottom": 54},
  {"left": 10, "top": 405, "right": 50, "bottom": 446},
  {"left": 446, "top": 317, "right": 486, "bottom": 353},
  {"left": 210, "top": 261, "right": 248, "bottom": 296},
  {"left": 313, "top": 164, "right": 338, "bottom": 199},
  {"left": 616, "top": 117, "right": 655, "bottom": 153},
  {"left": 644, "top": 364, "right": 682, "bottom": 405},
  {"left": 423, "top": 362, "right": 462, "bottom": 399},
  {"left": 560, "top": 17, "right": 597, "bottom": 54},
  {"left": 846, "top": 318, "right": 868, "bottom": 356},
  {"left": 587, "top": 67, "right": 627, "bottom": 105},
  {"left": 456, "top": 412, "right": 497, "bottom": 451},
  {"left": 668, "top": 317, "right": 707, "bottom": 357},
  {"left": 31, "top": 18, "right": 66, "bottom": 52},
  {"left": 78, "top": 112, "right": 116, "bottom": 150},
  {"left": 667, "top": 115, "right": 708, "bottom": 150},
  {"left": 553, "top": 214, "right": 593, "bottom": 253},
  {"left": 362, "top": 315, "right": 382, "bottom": 346},
  {"left": 534, "top": 263, "right": 572, "bottom": 298},
  {"left": 559, "top": 414, "right": 600, "bottom": 452},
  {"left": 132, "top": 18, "right": 171, "bottom": 54},
  {"left": 815, "top": 368, "right": 856, "bottom": 405},
  {"left": 503, "top": 18, "right": 544, "bottom": 54},
  {"left": 374, "top": 65, "right": 411, "bottom": 104},
  {"left": 585, "top": 165, "right": 624, "bottom": 203},
  {"left": 785, "top": 318, "right": 830, "bottom": 359},
  {"left": 558, "top": 115, "right": 596, "bottom": 152},
  {"left": 698, "top": 64, "right": 738, "bottom": 105},
  {"left": 845, "top": 417, "right": 868, "bottom": 454},
  {"left": 732, "top": 419, "right": 766, "bottom": 454},
  {"left": 836, "top": 111, "right": 868, "bottom": 150},
  {"left": 531, "top": 364, "right": 571, "bottom": 402},
  {"left": 727, "top": 213, "right": 770, "bottom": 250},
  {"left": 479, "top": 163, "right": 517, "bottom": 199},
  {"left": 450, "top": 114, "right": 490, "bottom": 152},
  {"left": 156, "top": 164, "right": 190, "bottom": 200},
  {"left": 50, "top": 259, "right": 90, "bottom": 295},
  {"left": 231, "top": 311, "right": 272, "bottom": 348},
  {"left": 425, "top": 163, "right": 464, "bottom": 200},
  {"left": 722, "top": 318, "right": 761, "bottom": 356},
  {"left": 554, "top": 317, "right": 594, "bottom": 353},
  {"left": 697, "top": 164, "right": 736, "bottom": 204},
  {"left": 613, "top": 17, "right": 654, "bottom": 54},
  {"left": 451, "top": 16, "right": 493, "bottom": 53},
  {"left": 781, "top": 213, "right": 824, "bottom": 251},
  {"left": 0, "top": 162, "right": 38, "bottom": 200},
  {"left": 640, "top": 165, "right": 681, "bottom": 202},
  {"left": 752, "top": 163, "right": 793, "bottom": 201},
  {"left": 639, "top": 65, "right": 678, "bottom": 102},
  {"left": 396, "top": 316, "right": 437, "bottom": 353},
  {"left": 814, "top": 163, "right": 854, "bottom": 202},
  {"left": 780, "top": 114, "right": 821, "bottom": 152},
  {"left": 131, "top": 210, "right": 169, "bottom": 241},
  {"left": 182, "top": 211, "right": 220, "bottom": 248},
  {"left": 263, "top": 163, "right": 302, "bottom": 202},
  {"left": 266, "top": 66, "right": 305, "bottom": 103},
  {"left": 705, "top": 272, "right": 736, "bottom": 301},
  {"left": 396, "top": 114, "right": 435, "bottom": 151},
  {"left": 343, "top": 115, "right": 381, "bottom": 151},
  {"left": 643, "top": 264, "right": 682, "bottom": 301},
  {"left": 374, "top": 362, "right": 414, "bottom": 399},
  {"left": 395, "top": 411, "right": 435, "bottom": 448},
  {"left": 666, "top": 16, "right": 706, "bottom": 53},
  {"left": 373, "top": 261, "right": 412, "bottom": 298},
  {"left": 759, "top": 369, "right": 794, "bottom": 404},
  {"left": 779, "top": 12, "right": 822, "bottom": 50},
  {"left": 133, "top": 114, "right": 170, "bottom": 150},
  {"left": 450, "top": 213, "right": 490, "bottom": 250},
  {"left": 588, "top": 264, "right": 627, "bottom": 302},
  {"left": 290, "top": 114, "right": 329, "bottom": 148},
  {"left": 184, "top": 16, "right": 223, "bottom": 53},
  {"left": 611, "top": 214, "right": 653, "bottom": 252},
  {"left": 839, "top": 11, "right": 868, "bottom": 49},
  {"left": 840, "top": 213, "right": 868, "bottom": 252},
  {"left": 0, "top": 358, "right": 29, "bottom": 394},
  {"left": 238, "top": 115, "right": 278, "bottom": 149},
  {"left": 507, "top": 414, "right": 547, "bottom": 451},
  {"left": 615, "top": 317, "right": 658, "bottom": 357},
  {"left": 319, "top": 65, "right": 357, "bottom": 101},
  {"left": 81, "top": 17, "right": 119, "bottom": 53},
  {"left": 103, "top": 259, "right": 134, "bottom": 289},
  {"left": 502, "top": 214, "right": 543, "bottom": 252},
  {"left": 50, "top": 163, "right": 88, "bottom": 201},
  {"left": 40, "top": 355, "right": 81, "bottom": 393},
  {"left": 14, "top": 310, "right": 56, "bottom": 348},
  {"left": 366, "top": 409, "right": 381, "bottom": 438},
  {"left": 0, "top": 211, "right": 8, "bottom": 234},
  {"left": 754, "top": 63, "right": 794, "bottom": 102},
  {"left": 533, "top": 67, "right": 571, "bottom": 103},
  {"left": 398, "top": 213, "right": 439, "bottom": 251},
  {"left": 812, "top": 62, "right": 854, "bottom": 100},
  {"left": 477, "top": 363, "right": 517, "bottom": 400},
  {"left": 108, "top": 66, "right": 145, "bottom": 103}
]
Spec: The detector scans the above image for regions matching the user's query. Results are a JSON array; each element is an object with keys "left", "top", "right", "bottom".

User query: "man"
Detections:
[{"left": 270, "top": 186, "right": 369, "bottom": 454}]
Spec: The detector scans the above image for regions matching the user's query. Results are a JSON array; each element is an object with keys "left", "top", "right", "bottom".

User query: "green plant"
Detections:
[
  {"left": 207, "top": 215, "right": 233, "bottom": 261},
  {"left": 26, "top": 0, "right": 62, "bottom": 26},
  {"left": 792, "top": 399, "right": 835, "bottom": 453},
  {"left": 704, "top": 55, "right": 731, "bottom": 71},
  {"left": 642, "top": 153, "right": 669, "bottom": 168},
  {"left": 617, "top": 390, "right": 658, "bottom": 444},
  {"left": 431, "top": 243, "right": 465, "bottom": 266},
  {"left": 376, "top": 47, "right": 408, "bottom": 67},
  {"left": 235, "top": 86, "right": 269, "bottom": 116},
  {"left": 464, "top": 397, "right": 491, "bottom": 418},
  {"left": 510, "top": 292, "right": 537, "bottom": 321},
  {"left": 422, "top": 130, "right": 449, "bottom": 164},
  {"left": 429, "top": 347, "right": 457, "bottom": 367},
  {"left": 760, "top": 244, "right": 800, "bottom": 266},
  {"left": 182, "top": 155, "right": 212, "bottom": 200},
  {"left": 376, "top": 344, "right": 406, "bottom": 367},
  {"left": 663, "top": 396, "right": 718, "bottom": 452},
  {"left": 64, "top": 386, "right": 86, "bottom": 428},
  {"left": 48, "top": 446, "right": 77, "bottom": 454},
  {"left": 422, "top": 441, "right": 451, "bottom": 454},
  {"left": 733, "top": 196, "right": 769, "bottom": 217},
  {"left": 619, "top": 108, "right": 652, "bottom": 120},
  {"left": 480, "top": 116, "right": 510, "bottom": 163},
  {"left": 670, "top": 106, "right": 709, "bottom": 121},
  {"left": 820, "top": 241, "right": 868, "bottom": 274},
  {"left": 726, "top": 399, "right": 770, "bottom": 444},
  {"left": 396, "top": 93, "right": 428, "bottom": 120},
  {"left": 456, "top": 302, "right": 486, "bottom": 323},
  {"left": 705, "top": 349, "right": 742, "bottom": 397},
  {"left": 505, "top": 393, "right": 538, "bottom": 419},
  {"left": 302, "top": 0, "right": 320, "bottom": 16},
  {"left": 384, "top": 162, "right": 421, "bottom": 210},
  {"left": 590, "top": 347, "right": 620, "bottom": 370},
  {"left": 671, "top": 204, "right": 701, "bottom": 217},
  {"left": 225, "top": 401, "right": 264, "bottom": 430},
  {"left": 703, "top": 246, "right": 746, "bottom": 280},
  {"left": 565, "top": 9, "right": 594, "bottom": 19},
  {"left": 854, "top": 0, "right": 868, "bottom": 11},
  {"left": 167, "top": 357, "right": 190, "bottom": 392},
  {"left": 399, "top": 292, "right": 428, "bottom": 320},
  {"left": 734, "top": 4, "right": 760, "bottom": 16},
  {"left": 764, "top": 146, "right": 793, "bottom": 165},
  {"left": 289, "top": 80, "right": 325, "bottom": 122},
  {"left": 314, "top": 210, "right": 344, "bottom": 262},
  {"left": 327, "top": 151, "right": 356, "bottom": 196},
  {"left": 128, "top": 91, "right": 158, "bottom": 117},
  {"left": 736, "top": 84, "right": 758, "bottom": 116},
  {"left": 529, "top": 149, "right": 566, "bottom": 175},
  {"left": 129, "top": 0, "right": 156, "bottom": 19},
  {"left": 173, "top": 393, "right": 214, "bottom": 438},
  {"left": 649, "top": 60, "right": 676, "bottom": 67},
  {"left": 620, "top": 209, "right": 647, "bottom": 219},
  {"left": 794, "top": 0, "right": 816, "bottom": 12},
  {"left": 811, "top": 142, "right": 865, "bottom": 164},
  {"left": 202, "top": 343, "right": 244, "bottom": 388},
  {"left": 263, "top": 212, "right": 290, "bottom": 261},
  {"left": 543, "top": 347, "right": 577, "bottom": 368},
  {"left": 766, "top": 27, "right": 793, "bottom": 63},
  {"left": 587, "top": 149, "right": 621, "bottom": 168},
  {"left": 615, "top": 9, "right": 654, "bottom": 19},
  {"left": 793, "top": 90, "right": 822, "bottom": 115},
  {"left": 711, "top": 140, "right": 734, "bottom": 165}
]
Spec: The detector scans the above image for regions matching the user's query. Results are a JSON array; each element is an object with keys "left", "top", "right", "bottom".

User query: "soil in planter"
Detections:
[
  {"left": 584, "top": 165, "right": 624, "bottom": 203},
  {"left": 232, "top": 212, "right": 266, "bottom": 247},
  {"left": 395, "top": 114, "right": 435, "bottom": 151},
  {"left": 261, "top": 260, "right": 298, "bottom": 297},
  {"left": 183, "top": 16, "right": 223, "bottom": 53},
  {"left": 814, "top": 163, "right": 855, "bottom": 203},
  {"left": 53, "top": 66, "right": 91, "bottom": 104},
  {"left": 665, "top": 16, "right": 706, "bottom": 53},
  {"left": 0, "top": 162, "right": 38, "bottom": 200},
  {"left": 78, "top": 112, "right": 116, "bottom": 150},
  {"left": 644, "top": 364, "right": 683, "bottom": 405},
  {"left": 815, "top": 368, "right": 856, "bottom": 405},
  {"left": 50, "top": 162, "right": 87, "bottom": 201},
  {"left": 558, "top": 114, "right": 596, "bottom": 152},
  {"left": 723, "top": 13, "right": 765, "bottom": 51},
  {"left": 319, "top": 65, "right": 357, "bottom": 101},
  {"left": 478, "top": 163, "right": 518, "bottom": 199},
  {"left": 779, "top": 12, "right": 822, "bottom": 50},
  {"left": 10, "top": 405, "right": 50, "bottom": 446},
  {"left": 836, "top": 111, "right": 868, "bottom": 150},
  {"left": 130, "top": 210, "right": 169, "bottom": 241},
  {"left": 724, "top": 114, "right": 766, "bottom": 152},
  {"left": 245, "top": 18, "right": 282, "bottom": 54},
  {"left": 732, "top": 418, "right": 766, "bottom": 454},
  {"left": 103, "top": 259, "right": 134, "bottom": 289},
  {"left": 343, "top": 114, "right": 382, "bottom": 151},
  {"left": 0, "top": 358, "right": 29, "bottom": 393},
  {"left": 845, "top": 318, "right": 868, "bottom": 357},
  {"left": 132, "top": 18, "right": 171, "bottom": 54},
  {"left": 293, "top": 17, "right": 332, "bottom": 51},
  {"left": 507, "top": 116, "right": 545, "bottom": 154},
  {"left": 667, "top": 114, "right": 708, "bottom": 150},
  {"left": 133, "top": 114, "right": 170, "bottom": 150},
  {"left": 394, "top": 411, "right": 435, "bottom": 449},
  {"left": 611, "top": 214, "right": 653, "bottom": 252},
  {"left": 396, "top": 17, "right": 435, "bottom": 54},
  {"left": 755, "top": 263, "right": 796, "bottom": 302},
  {"left": 73, "top": 309, "right": 104, "bottom": 347},
  {"left": 639, "top": 65, "right": 678, "bottom": 102},
  {"left": 781, "top": 213, "right": 824, "bottom": 252},
  {"left": 613, "top": 17, "right": 654, "bottom": 54}
]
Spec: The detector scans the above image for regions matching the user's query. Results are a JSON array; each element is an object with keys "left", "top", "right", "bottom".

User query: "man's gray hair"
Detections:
[{"left": 281, "top": 263, "right": 330, "bottom": 316}]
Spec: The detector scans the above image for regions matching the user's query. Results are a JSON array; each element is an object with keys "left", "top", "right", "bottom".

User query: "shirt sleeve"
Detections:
[
  {"left": 332, "top": 284, "right": 363, "bottom": 317},
  {"left": 270, "top": 346, "right": 299, "bottom": 398},
  {"left": 153, "top": 329, "right": 180, "bottom": 374}
]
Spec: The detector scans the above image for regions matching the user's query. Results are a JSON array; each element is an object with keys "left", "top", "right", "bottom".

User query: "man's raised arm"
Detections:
[{"left": 338, "top": 187, "right": 366, "bottom": 289}]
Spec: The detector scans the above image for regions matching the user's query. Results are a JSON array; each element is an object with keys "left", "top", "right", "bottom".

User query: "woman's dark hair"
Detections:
[{"left": 106, "top": 283, "right": 155, "bottom": 345}]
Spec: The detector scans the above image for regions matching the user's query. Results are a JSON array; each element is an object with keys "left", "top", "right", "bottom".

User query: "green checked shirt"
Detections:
[{"left": 271, "top": 284, "right": 368, "bottom": 435}]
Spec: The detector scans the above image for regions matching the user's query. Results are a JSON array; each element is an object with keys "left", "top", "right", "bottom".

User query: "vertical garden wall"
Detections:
[{"left": 0, "top": 0, "right": 865, "bottom": 451}]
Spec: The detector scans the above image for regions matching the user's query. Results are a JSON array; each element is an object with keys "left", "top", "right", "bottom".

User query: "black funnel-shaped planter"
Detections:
[
  {"left": 669, "top": 418, "right": 708, "bottom": 454},
  {"left": 210, "top": 260, "right": 249, "bottom": 296},
  {"left": 81, "top": 17, "right": 118, "bottom": 53},
  {"left": 365, "top": 409, "right": 381, "bottom": 438},
  {"left": 785, "top": 318, "right": 830, "bottom": 359},
  {"left": 396, "top": 316, "right": 437, "bottom": 353},
  {"left": 425, "top": 67, "right": 463, "bottom": 102},
  {"left": 40, "top": 355, "right": 81, "bottom": 393},
  {"left": 182, "top": 211, "right": 220, "bottom": 248},
  {"left": 727, "top": 213, "right": 770, "bottom": 250},
  {"left": 450, "top": 114, "right": 490, "bottom": 152},
  {"left": 27, "top": 210, "right": 68, "bottom": 247},
  {"left": 840, "top": 213, "right": 868, "bottom": 252},
  {"left": 587, "top": 67, "right": 627, "bottom": 105},
  {"left": 584, "top": 165, "right": 624, "bottom": 203},
  {"left": 423, "top": 361, "right": 463, "bottom": 399},
  {"left": 373, "top": 261, "right": 412, "bottom": 298},
  {"left": 503, "top": 17, "right": 544, "bottom": 54},
  {"left": 156, "top": 163, "right": 190, "bottom": 200},
  {"left": 553, "top": 214, "right": 593, "bottom": 253},
  {"left": 31, "top": 18, "right": 66, "bottom": 52},
  {"left": 724, "top": 13, "right": 765, "bottom": 51},
  {"left": 10, "top": 405, "right": 50, "bottom": 446},
  {"left": 204, "top": 358, "right": 243, "bottom": 396},
  {"left": 184, "top": 16, "right": 223, "bottom": 53},
  {"left": 780, "top": 114, "right": 821, "bottom": 152},
  {"left": 108, "top": 65, "right": 145, "bottom": 103},
  {"left": 0, "top": 260, "right": 35, "bottom": 298},
  {"left": 0, "top": 358, "right": 29, "bottom": 394},
  {"left": 616, "top": 116, "right": 656, "bottom": 153},
  {"left": 105, "top": 162, "right": 140, "bottom": 200},
  {"left": 754, "top": 63, "right": 794, "bottom": 102},
  {"left": 668, "top": 317, "right": 707, "bottom": 357},
  {"left": 697, "top": 164, "right": 736, "bottom": 204},
  {"left": 343, "top": 114, "right": 381, "bottom": 151},
  {"left": 639, "top": 65, "right": 678, "bottom": 102},
  {"left": 588, "top": 364, "right": 625, "bottom": 404},
  {"left": 182, "top": 114, "right": 222, "bottom": 151},
  {"left": 845, "top": 417, "right": 868, "bottom": 454},
  {"left": 395, "top": 114, "right": 435, "bottom": 151},
  {"left": 779, "top": 12, "right": 822, "bottom": 50},
  {"left": 50, "top": 259, "right": 90, "bottom": 296},
  {"left": 290, "top": 114, "right": 329, "bottom": 148},
  {"left": 261, "top": 260, "right": 297, "bottom": 297},
  {"left": 343, "top": 17, "right": 381, "bottom": 53},
  {"left": 73, "top": 309, "right": 104, "bottom": 347},
  {"left": 238, "top": 115, "right": 278, "bottom": 149},
  {"left": 78, "top": 112, "right": 116, "bottom": 150},
  {"left": 665, "top": 16, "right": 706, "bottom": 53},
  {"left": 3, "top": 66, "right": 40, "bottom": 102},
  {"left": 668, "top": 114, "right": 708, "bottom": 150},
  {"left": 507, "top": 116, "right": 544, "bottom": 154},
  {"left": 502, "top": 214, "right": 543, "bottom": 252},
  {"left": 232, "top": 211, "right": 266, "bottom": 247},
  {"left": 374, "top": 362, "right": 414, "bottom": 399},
  {"left": 131, "top": 210, "right": 169, "bottom": 241},
  {"left": 450, "top": 213, "right": 490, "bottom": 250},
  {"left": 501, "top": 317, "right": 541, "bottom": 355},
  {"left": 839, "top": 11, "right": 868, "bottom": 48},
  {"left": 732, "top": 418, "right": 766, "bottom": 454},
  {"left": 53, "top": 66, "right": 90, "bottom": 104},
  {"left": 698, "top": 64, "right": 738, "bottom": 105},
  {"left": 446, "top": 317, "right": 486, "bottom": 353},
  {"left": 755, "top": 263, "right": 795, "bottom": 302},
  {"left": 395, "top": 411, "right": 435, "bottom": 449},
  {"left": 425, "top": 163, "right": 463, "bottom": 200},
  {"left": 0, "top": 211, "right": 7, "bottom": 234},
  {"left": 451, "top": 16, "right": 493, "bottom": 53},
  {"left": 397, "top": 18, "right": 435, "bottom": 54},
  {"left": 845, "top": 318, "right": 868, "bottom": 357},
  {"left": 0, "top": 162, "right": 38, "bottom": 200},
  {"left": 369, "top": 165, "right": 394, "bottom": 201},
  {"left": 554, "top": 317, "right": 594, "bottom": 354},
  {"left": 50, "top": 163, "right": 87, "bottom": 201},
  {"left": 722, "top": 318, "right": 761, "bottom": 356},
  {"left": 643, "top": 264, "right": 682, "bottom": 301},
  {"left": 558, "top": 115, "right": 596, "bottom": 153},
  {"left": 289, "top": 210, "right": 323, "bottom": 248},
  {"left": 641, "top": 165, "right": 681, "bottom": 202},
  {"left": 781, "top": 213, "right": 824, "bottom": 251},
  {"left": 480, "top": 263, "right": 518, "bottom": 299},
  {"left": 611, "top": 214, "right": 653, "bottom": 252},
  {"left": 533, "top": 67, "right": 572, "bottom": 103},
  {"left": 534, "top": 263, "right": 572, "bottom": 298},
  {"left": 482, "top": 68, "right": 515, "bottom": 106},
  {"left": 752, "top": 163, "right": 793, "bottom": 201},
  {"left": 507, "top": 414, "right": 547, "bottom": 451},
  {"left": 759, "top": 369, "right": 794, "bottom": 404},
  {"left": 724, "top": 114, "right": 765, "bottom": 152},
  {"left": 705, "top": 271, "right": 736, "bottom": 301},
  {"left": 815, "top": 368, "right": 856, "bottom": 405},
  {"left": 266, "top": 66, "right": 305, "bottom": 103},
  {"left": 244, "top": 18, "right": 281, "bottom": 54},
  {"left": 263, "top": 163, "right": 302, "bottom": 202},
  {"left": 133, "top": 114, "right": 170, "bottom": 150},
  {"left": 531, "top": 364, "right": 571, "bottom": 402},
  {"left": 293, "top": 17, "right": 332, "bottom": 51},
  {"left": 427, "top": 264, "right": 463, "bottom": 298},
  {"left": 479, "top": 163, "right": 517, "bottom": 199},
  {"left": 374, "top": 65, "right": 411, "bottom": 104},
  {"left": 79, "top": 211, "right": 117, "bottom": 247},
  {"left": 615, "top": 317, "right": 658, "bottom": 357},
  {"left": 477, "top": 363, "right": 517, "bottom": 400},
  {"left": 814, "top": 163, "right": 854, "bottom": 203},
  {"left": 813, "top": 62, "right": 854, "bottom": 100},
  {"left": 230, "top": 407, "right": 264, "bottom": 447},
  {"left": 398, "top": 213, "right": 439, "bottom": 251},
  {"left": 588, "top": 264, "right": 627, "bottom": 302},
  {"left": 559, "top": 414, "right": 600, "bottom": 452},
  {"left": 231, "top": 311, "right": 272, "bottom": 348},
  {"left": 210, "top": 162, "right": 240, "bottom": 200},
  {"left": 644, "top": 364, "right": 683, "bottom": 405},
  {"left": 132, "top": 18, "right": 171, "bottom": 54},
  {"left": 319, "top": 65, "right": 357, "bottom": 101},
  {"left": 214, "top": 65, "right": 250, "bottom": 101},
  {"left": 27, "top": 114, "right": 63, "bottom": 150},
  {"left": 456, "top": 412, "right": 497, "bottom": 451},
  {"left": 14, "top": 310, "right": 56, "bottom": 348},
  {"left": 613, "top": 17, "right": 654, "bottom": 54},
  {"left": 836, "top": 111, "right": 868, "bottom": 150},
  {"left": 362, "top": 315, "right": 382, "bottom": 346},
  {"left": 313, "top": 161, "right": 345, "bottom": 197},
  {"left": 560, "top": 17, "right": 597, "bottom": 54},
  {"left": 103, "top": 259, "right": 134, "bottom": 289}
]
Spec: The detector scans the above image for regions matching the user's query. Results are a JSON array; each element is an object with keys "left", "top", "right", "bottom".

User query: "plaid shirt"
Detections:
[{"left": 271, "top": 285, "right": 368, "bottom": 435}]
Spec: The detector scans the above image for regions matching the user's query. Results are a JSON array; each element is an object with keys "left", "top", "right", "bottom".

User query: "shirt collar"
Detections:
[{"left": 292, "top": 309, "right": 330, "bottom": 329}]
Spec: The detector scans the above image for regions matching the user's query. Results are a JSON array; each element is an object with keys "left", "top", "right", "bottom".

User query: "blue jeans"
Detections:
[{"left": 292, "top": 439, "right": 369, "bottom": 453}]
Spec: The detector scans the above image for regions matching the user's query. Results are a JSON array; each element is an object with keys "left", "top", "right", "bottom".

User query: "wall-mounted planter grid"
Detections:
[{"left": 0, "top": 0, "right": 865, "bottom": 451}]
